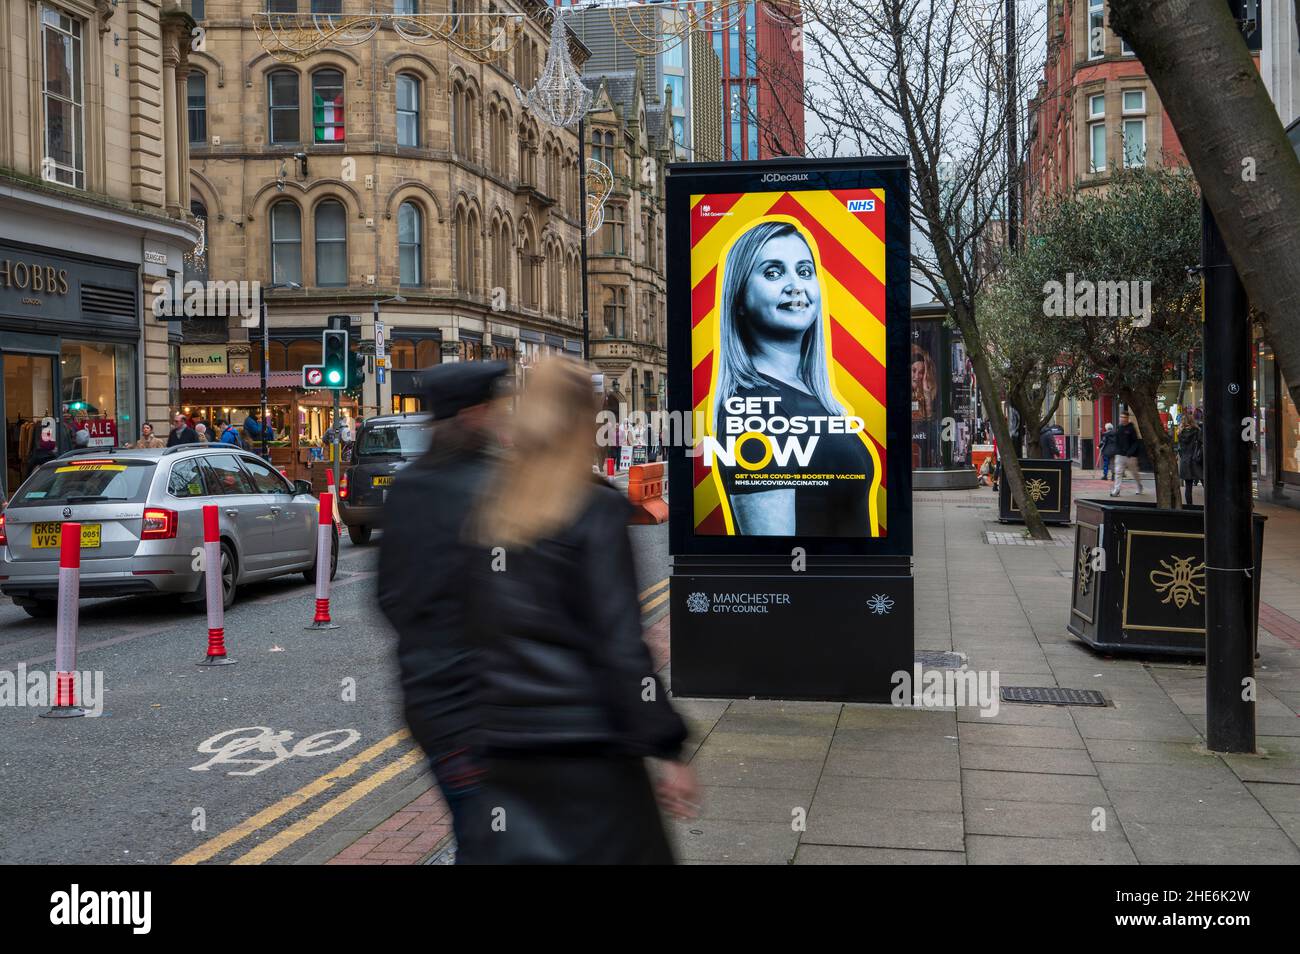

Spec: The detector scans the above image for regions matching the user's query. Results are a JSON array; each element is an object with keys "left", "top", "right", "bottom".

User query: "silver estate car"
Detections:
[{"left": 0, "top": 445, "right": 338, "bottom": 617}]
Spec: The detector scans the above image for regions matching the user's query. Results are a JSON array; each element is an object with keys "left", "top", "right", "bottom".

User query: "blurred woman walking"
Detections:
[{"left": 460, "top": 358, "right": 697, "bottom": 864}]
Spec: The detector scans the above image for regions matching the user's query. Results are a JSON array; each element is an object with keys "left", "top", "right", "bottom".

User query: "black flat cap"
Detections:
[{"left": 424, "top": 360, "right": 511, "bottom": 420}]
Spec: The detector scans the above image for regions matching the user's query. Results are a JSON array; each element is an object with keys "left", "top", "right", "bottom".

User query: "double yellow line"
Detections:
[{"left": 176, "top": 578, "right": 671, "bottom": 866}]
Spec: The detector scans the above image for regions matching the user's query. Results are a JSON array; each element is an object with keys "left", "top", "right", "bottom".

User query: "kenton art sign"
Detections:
[{"left": 180, "top": 345, "right": 228, "bottom": 376}]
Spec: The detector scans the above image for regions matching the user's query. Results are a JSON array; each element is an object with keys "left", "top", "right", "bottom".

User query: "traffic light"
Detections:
[
  {"left": 322, "top": 329, "right": 348, "bottom": 389},
  {"left": 349, "top": 351, "right": 366, "bottom": 389}
]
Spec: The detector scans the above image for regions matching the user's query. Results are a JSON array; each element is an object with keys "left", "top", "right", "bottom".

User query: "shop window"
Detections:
[
  {"left": 270, "top": 201, "right": 302, "bottom": 285},
  {"left": 312, "top": 69, "right": 345, "bottom": 142},
  {"left": 268, "top": 70, "right": 300, "bottom": 144},
  {"left": 398, "top": 201, "right": 423, "bottom": 286},
  {"left": 59, "top": 340, "right": 137, "bottom": 451},
  {"left": 396, "top": 73, "right": 421, "bottom": 147},
  {"left": 40, "top": 6, "right": 85, "bottom": 189},
  {"left": 416, "top": 339, "right": 440, "bottom": 367},
  {"left": 314, "top": 199, "right": 348, "bottom": 286},
  {"left": 188, "top": 71, "right": 207, "bottom": 145},
  {"left": 390, "top": 339, "right": 415, "bottom": 370}
]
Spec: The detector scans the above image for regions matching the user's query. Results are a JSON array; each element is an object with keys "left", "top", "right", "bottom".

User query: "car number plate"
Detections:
[
  {"left": 372, "top": 475, "right": 393, "bottom": 488},
  {"left": 32, "top": 522, "right": 101, "bottom": 549}
]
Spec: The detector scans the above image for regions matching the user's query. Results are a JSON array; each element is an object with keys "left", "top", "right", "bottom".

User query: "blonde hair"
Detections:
[{"left": 471, "top": 357, "right": 598, "bottom": 549}]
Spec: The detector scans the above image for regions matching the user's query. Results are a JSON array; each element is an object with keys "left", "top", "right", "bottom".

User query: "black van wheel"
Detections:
[{"left": 347, "top": 524, "right": 372, "bottom": 545}]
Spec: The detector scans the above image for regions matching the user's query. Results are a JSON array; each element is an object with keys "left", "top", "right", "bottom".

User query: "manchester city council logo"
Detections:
[{"left": 686, "top": 592, "right": 710, "bottom": 614}]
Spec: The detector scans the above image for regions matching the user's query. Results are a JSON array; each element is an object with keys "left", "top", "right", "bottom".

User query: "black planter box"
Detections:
[
  {"left": 999, "top": 458, "right": 1073, "bottom": 525},
  {"left": 1068, "top": 499, "right": 1266, "bottom": 657}
]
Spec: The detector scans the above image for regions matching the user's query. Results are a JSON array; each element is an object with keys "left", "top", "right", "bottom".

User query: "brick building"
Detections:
[{"left": 0, "top": 0, "right": 200, "bottom": 497}]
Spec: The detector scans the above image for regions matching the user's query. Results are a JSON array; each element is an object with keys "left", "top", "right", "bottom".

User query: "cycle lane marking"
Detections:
[
  {"left": 188, "top": 582, "right": 671, "bottom": 864},
  {"left": 173, "top": 728, "right": 410, "bottom": 865}
]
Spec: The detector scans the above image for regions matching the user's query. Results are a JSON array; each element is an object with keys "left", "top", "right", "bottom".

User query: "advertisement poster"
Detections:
[{"left": 689, "top": 188, "right": 888, "bottom": 538}]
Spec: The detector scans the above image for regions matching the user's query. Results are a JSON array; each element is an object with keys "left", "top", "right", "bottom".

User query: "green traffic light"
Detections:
[{"left": 327, "top": 370, "right": 342, "bottom": 384}]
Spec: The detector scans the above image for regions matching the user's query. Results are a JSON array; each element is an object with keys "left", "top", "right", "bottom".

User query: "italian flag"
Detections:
[{"left": 314, "top": 94, "right": 344, "bottom": 142}]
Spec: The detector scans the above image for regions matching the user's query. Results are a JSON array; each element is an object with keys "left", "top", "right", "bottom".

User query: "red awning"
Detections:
[{"left": 181, "top": 372, "right": 305, "bottom": 390}]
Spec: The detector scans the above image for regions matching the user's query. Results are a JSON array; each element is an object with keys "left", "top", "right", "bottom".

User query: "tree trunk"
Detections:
[
  {"left": 1009, "top": 389, "right": 1044, "bottom": 461},
  {"left": 1109, "top": 0, "right": 1300, "bottom": 411},
  {"left": 953, "top": 314, "right": 1053, "bottom": 539},
  {"left": 1127, "top": 387, "right": 1181, "bottom": 509}
]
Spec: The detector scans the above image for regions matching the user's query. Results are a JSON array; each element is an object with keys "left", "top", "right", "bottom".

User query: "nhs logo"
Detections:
[{"left": 846, "top": 198, "right": 877, "bottom": 213}]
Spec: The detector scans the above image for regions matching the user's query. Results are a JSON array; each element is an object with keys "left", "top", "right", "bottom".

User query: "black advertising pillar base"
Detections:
[{"left": 670, "top": 558, "right": 914, "bottom": 703}]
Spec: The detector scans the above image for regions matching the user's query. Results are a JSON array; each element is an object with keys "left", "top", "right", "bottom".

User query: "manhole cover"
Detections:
[
  {"left": 915, "top": 650, "right": 964, "bottom": 669},
  {"left": 1001, "top": 686, "right": 1106, "bottom": 707}
]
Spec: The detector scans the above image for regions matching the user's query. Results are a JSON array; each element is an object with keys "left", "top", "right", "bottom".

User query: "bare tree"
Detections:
[
  {"left": 1109, "top": 0, "right": 1300, "bottom": 411},
  {"left": 790, "top": 0, "right": 1053, "bottom": 537}
]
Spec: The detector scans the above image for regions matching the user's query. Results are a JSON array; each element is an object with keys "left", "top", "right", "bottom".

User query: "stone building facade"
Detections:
[
  {"left": 185, "top": 0, "right": 588, "bottom": 423},
  {"left": 0, "top": 0, "right": 200, "bottom": 495},
  {"left": 583, "top": 70, "right": 671, "bottom": 430}
]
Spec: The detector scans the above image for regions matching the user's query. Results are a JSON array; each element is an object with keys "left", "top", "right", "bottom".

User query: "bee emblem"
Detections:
[
  {"left": 1149, "top": 556, "right": 1206, "bottom": 610},
  {"left": 1025, "top": 477, "right": 1051, "bottom": 503},
  {"left": 1077, "top": 546, "right": 1094, "bottom": 598}
]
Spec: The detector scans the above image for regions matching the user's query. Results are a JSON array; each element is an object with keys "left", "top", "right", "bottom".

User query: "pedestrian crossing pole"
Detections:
[{"left": 1200, "top": 200, "right": 1255, "bottom": 754}]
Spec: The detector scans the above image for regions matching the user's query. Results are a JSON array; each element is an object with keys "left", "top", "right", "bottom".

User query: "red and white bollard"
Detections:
[
  {"left": 198, "top": 504, "right": 235, "bottom": 666},
  {"left": 324, "top": 468, "right": 341, "bottom": 526},
  {"left": 306, "top": 492, "right": 338, "bottom": 630},
  {"left": 41, "top": 523, "right": 85, "bottom": 718},
  {"left": 605, "top": 456, "right": 615, "bottom": 477}
]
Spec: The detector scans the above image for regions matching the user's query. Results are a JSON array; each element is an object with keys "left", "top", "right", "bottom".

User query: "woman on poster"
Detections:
[{"left": 711, "top": 220, "right": 874, "bottom": 537}]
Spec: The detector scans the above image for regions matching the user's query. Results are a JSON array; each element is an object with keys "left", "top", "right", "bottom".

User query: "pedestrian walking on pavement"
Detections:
[
  {"left": 133, "top": 422, "right": 166, "bottom": 449},
  {"left": 166, "top": 411, "right": 198, "bottom": 447},
  {"left": 377, "top": 360, "right": 512, "bottom": 862},
  {"left": 461, "top": 357, "right": 697, "bottom": 864},
  {"left": 1098, "top": 422, "right": 1116, "bottom": 480},
  {"left": 1109, "top": 411, "right": 1144, "bottom": 496},
  {"left": 1177, "top": 417, "right": 1204, "bottom": 507}
]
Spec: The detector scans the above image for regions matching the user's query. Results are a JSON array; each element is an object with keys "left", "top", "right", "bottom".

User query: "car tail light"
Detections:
[
  {"left": 0, "top": 513, "right": 7, "bottom": 547},
  {"left": 141, "top": 508, "right": 178, "bottom": 540},
  {"left": 339, "top": 472, "right": 349, "bottom": 500}
]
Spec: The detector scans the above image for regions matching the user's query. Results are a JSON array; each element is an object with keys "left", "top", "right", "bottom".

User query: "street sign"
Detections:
[{"left": 303, "top": 365, "right": 324, "bottom": 388}]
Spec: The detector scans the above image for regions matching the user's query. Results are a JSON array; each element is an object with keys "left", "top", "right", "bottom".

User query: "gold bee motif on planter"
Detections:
[
  {"left": 1077, "top": 546, "right": 1094, "bottom": 597},
  {"left": 1025, "top": 477, "right": 1051, "bottom": 503},
  {"left": 1149, "top": 556, "right": 1207, "bottom": 610}
]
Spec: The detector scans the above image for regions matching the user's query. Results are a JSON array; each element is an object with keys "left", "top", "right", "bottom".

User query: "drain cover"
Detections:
[
  {"left": 915, "top": 650, "right": 964, "bottom": 669},
  {"left": 1001, "top": 686, "right": 1106, "bottom": 707}
]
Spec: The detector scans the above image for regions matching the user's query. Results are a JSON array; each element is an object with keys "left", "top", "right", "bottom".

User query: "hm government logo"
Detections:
[{"left": 686, "top": 592, "right": 710, "bottom": 614}]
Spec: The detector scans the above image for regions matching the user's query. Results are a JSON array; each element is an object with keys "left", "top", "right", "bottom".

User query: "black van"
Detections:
[{"left": 338, "top": 413, "right": 431, "bottom": 544}]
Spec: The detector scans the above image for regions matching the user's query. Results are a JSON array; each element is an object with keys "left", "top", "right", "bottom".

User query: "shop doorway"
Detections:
[{"left": 4, "top": 354, "right": 58, "bottom": 498}]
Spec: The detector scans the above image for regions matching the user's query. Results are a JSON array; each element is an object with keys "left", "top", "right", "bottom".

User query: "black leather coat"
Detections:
[
  {"left": 378, "top": 433, "right": 493, "bottom": 757},
  {"left": 465, "top": 481, "right": 686, "bottom": 761}
]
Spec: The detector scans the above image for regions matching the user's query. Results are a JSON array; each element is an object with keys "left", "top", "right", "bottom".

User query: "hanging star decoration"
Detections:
[{"left": 516, "top": 11, "right": 592, "bottom": 129}]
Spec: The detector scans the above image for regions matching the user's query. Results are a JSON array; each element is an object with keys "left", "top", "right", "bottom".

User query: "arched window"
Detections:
[
  {"left": 568, "top": 255, "right": 581, "bottom": 320},
  {"left": 396, "top": 73, "right": 420, "bottom": 147},
  {"left": 312, "top": 69, "right": 345, "bottom": 142},
  {"left": 398, "top": 201, "right": 422, "bottom": 286},
  {"left": 314, "top": 199, "right": 347, "bottom": 286},
  {"left": 546, "top": 244, "right": 561, "bottom": 315},
  {"left": 286, "top": 339, "right": 323, "bottom": 371},
  {"left": 494, "top": 220, "right": 511, "bottom": 303},
  {"left": 187, "top": 71, "right": 207, "bottom": 144},
  {"left": 452, "top": 82, "right": 475, "bottom": 159},
  {"left": 269, "top": 201, "right": 302, "bottom": 285},
  {"left": 455, "top": 207, "right": 481, "bottom": 295},
  {"left": 519, "top": 223, "right": 538, "bottom": 309},
  {"left": 185, "top": 200, "right": 209, "bottom": 284},
  {"left": 268, "top": 70, "right": 300, "bottom": 144},
  {"left": 604, "top": 286, "right": 626, "bottom": 337},
  {"left": 390, "top": 339, "right": 415, "bottom": 370}
]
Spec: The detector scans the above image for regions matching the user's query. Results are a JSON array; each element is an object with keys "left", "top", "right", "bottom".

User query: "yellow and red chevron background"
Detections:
[{"left": 690, "top": 188, "right": 888, "bottom": 536}]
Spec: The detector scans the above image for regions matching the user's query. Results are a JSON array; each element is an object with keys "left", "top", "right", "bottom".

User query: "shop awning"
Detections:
[{"left": 182, "top": 372, "right": 305, "bottom": 389}]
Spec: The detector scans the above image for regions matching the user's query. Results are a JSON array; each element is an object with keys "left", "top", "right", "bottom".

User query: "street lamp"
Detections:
[{"left": 259, "top": 280, "right": 301, "bottom": 460}]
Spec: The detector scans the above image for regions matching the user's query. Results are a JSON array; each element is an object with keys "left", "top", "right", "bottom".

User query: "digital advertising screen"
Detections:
[{"left": 666, "top": 159, "right": 912, "bottom": 557}]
